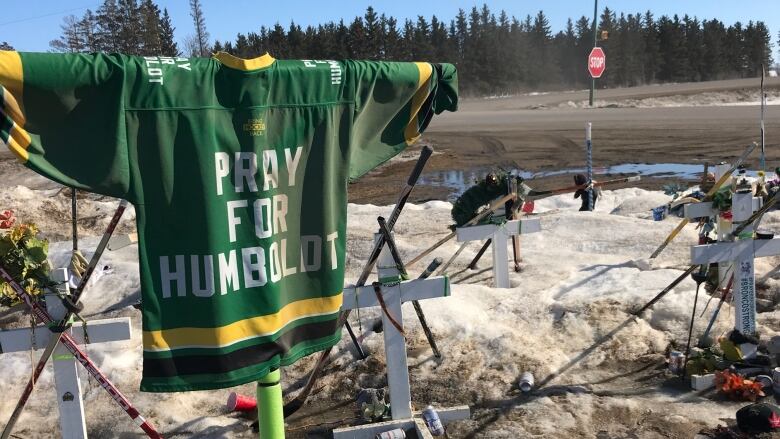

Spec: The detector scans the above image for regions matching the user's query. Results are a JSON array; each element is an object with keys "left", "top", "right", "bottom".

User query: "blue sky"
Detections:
[{"left": 2, "top": 0, "right": 779, "bottom": 58}]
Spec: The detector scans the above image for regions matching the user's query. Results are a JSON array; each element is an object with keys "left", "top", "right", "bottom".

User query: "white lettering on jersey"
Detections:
[{"left": 302, "top": 59, "right": 342, "bottom": 85}]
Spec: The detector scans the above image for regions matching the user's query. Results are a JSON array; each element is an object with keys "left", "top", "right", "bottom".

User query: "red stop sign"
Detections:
[{"left": 588, "top": 47, "right": 606, "bottom": 78}]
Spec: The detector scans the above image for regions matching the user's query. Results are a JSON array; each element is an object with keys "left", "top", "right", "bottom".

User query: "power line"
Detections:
[{"left": 0, "top": 4, "right": 100, "bottom": 27}]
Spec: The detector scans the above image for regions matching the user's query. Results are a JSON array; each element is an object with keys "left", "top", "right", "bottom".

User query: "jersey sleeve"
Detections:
[
  {"left": 0, "top": 51, "right": 132, "bottom": 200},
  {"left": 345, "top": 60, "right": 458, "bottom": 180}
]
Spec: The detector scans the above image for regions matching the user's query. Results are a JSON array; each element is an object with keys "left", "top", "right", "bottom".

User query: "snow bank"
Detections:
[{"left": 0, "top": 186, "right": 778, "bottom": 438}]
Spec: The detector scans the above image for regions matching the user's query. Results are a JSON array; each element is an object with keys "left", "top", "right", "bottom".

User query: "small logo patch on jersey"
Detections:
[{"left": 243, "top": 119, "right": 266, "bottom": 136}]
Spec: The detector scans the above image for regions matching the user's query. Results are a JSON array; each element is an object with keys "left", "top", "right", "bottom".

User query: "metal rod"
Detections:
[
  {"left": 586, "top": 122, "right": 594, "bottom": 211},
  {"left": 588, "top": 0, "right": 598, "bottom": 106},
  {"left": 71, "top": 188, "right": 77, "bottom": 251}
]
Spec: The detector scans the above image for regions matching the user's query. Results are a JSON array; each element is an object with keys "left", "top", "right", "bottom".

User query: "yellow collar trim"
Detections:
[{"left": 213, "top": 51, "right": 275, "bottom": 71}]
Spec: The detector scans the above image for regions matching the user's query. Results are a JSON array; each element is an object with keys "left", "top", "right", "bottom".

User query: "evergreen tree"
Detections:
[
  {"left": 382, "top": 15, "right": 402, "bottom": 60},
  {"left": 364, "top": 7, "right": 382, "bottom": 59},
  {"left": 79, "top": 10, "right": 100, "bottom": 53},
  {"left": 597, "top": 7, "right": 616, "bottom": 86},
  {"left": 557, "top": 18, "right": 579, "bottom": 86},
  {"left": 139, "top": 0, "right": 162, "bottom": 55},
  {"left": 287, "top": 22, "right": 305, "bottom": 58},
  {"left": 724, "top": 22, "right": 746, "bottom": 77},
  {"left": 267, "top": 23, "right": 288, "bottom": 57},
  {"left": 744, "top": 21, "right": 773, "bottom": 76},
  {"left": 453, "top": 9, "right": 468, "bottom": 65},
  {"left": 159, "top": 8, "right": 179, "bottom": 56},
  {"left": 189, "top": 0, "right": 210, "bottom": 56},
  {"left": 528, "top": 10, "right": 558, "bottom": 86},
  {"left": 642, "top": 11, "right": 661, "bottom": 83},
  {"left": 116, "top": 0, "right": 142, "bottom": 54},
  {"left": 413, "top": 15, "right": 434, "bottom": 60},
  {"left": 574, "top": 16, "right": 592, "bottom": 86},
  {"left": 347, "top": 16, "right": 368, "bottom": 58},
  {"left": 95, "top": 0, "right": 122, "bottom": 52},
  {"left": 683, "top": 15, "right": 704, "bottom": 81},
  {"left": 702, "top": 19, "right": 726, "bottom": 80}
]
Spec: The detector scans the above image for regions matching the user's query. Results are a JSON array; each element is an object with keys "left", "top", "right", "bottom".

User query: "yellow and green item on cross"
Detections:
[{"left": 0, "top": 50, "right": 458, "bottom": 392}]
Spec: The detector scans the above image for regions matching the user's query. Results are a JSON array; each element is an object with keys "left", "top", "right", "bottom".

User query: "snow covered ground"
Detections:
[{"left": 1, "top": 185, "right": 779, "bottom": 438}]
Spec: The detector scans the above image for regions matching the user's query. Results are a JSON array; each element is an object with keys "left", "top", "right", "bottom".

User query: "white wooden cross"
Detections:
[
  {"left": 456, "top": 217, "right": 541, "bottom": 288},
  {"left": 333, "top": 233, "right": 469, "bottom": 438},
  {"left": 0, "top": 268, "right": 132, "bottom": 439},
  {"left": 684, "top": 169, "right": 779, "bottom": 336}
]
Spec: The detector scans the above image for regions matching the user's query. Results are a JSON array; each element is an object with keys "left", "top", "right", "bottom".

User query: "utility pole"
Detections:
[{"left": 589, "top": 0, "right": 598, "bottom": 107}]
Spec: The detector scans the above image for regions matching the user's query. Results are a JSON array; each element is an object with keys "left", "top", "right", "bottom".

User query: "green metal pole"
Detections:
[
  {"left": 589, "top": 0, "right": 598, "bottom": 106},
  {"left": 257, "top": 369, "right": 285, "bottom": 439}
]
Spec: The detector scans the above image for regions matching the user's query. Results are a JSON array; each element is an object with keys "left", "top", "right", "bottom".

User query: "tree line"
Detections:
[
  {"left": 212, "top": 6, "right": 774, "bottom": 95},
  {"left": 47, "top": 0, "right": 179, "bottom": 56},
  {"left": 9, "top": 2, "right": 780, "bottom": 95}
]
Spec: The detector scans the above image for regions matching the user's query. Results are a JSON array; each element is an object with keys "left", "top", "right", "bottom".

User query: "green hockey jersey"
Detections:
[{"left": 0, "top": 51, "right": 458, "bottom": 392}]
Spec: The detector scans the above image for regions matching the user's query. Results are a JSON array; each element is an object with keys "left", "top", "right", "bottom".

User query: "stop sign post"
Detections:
[
  {"left": 588, "top": 46, "right": 605, "bottom": 107},
  {"left": 588, "top": 47, "right": 606, "bottom": 78}
]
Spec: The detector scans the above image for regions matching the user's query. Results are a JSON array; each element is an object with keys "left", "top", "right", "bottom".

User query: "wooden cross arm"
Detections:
[
  {"left": 341, "top": 277, "right": 450, "bottom": 311},
  {"left": 691, "top": 238, "right": 780, "bottom": 264},
  {"left": 0, "top": 317, "right": 132, "bottom": 353},
  {"left": 456, "top": 218, "right": 541, "bottom": 242},
  {"left": 684, "top": 198, "right": 762, "bottom": 219}
]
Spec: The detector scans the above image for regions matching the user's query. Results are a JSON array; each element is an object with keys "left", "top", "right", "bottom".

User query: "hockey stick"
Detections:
[
  {"left": 467, "top": 239, "right": 492, "bottom": 270},
  {"left": 526, "top": 175, "right": 641, "bottom": 199},
  {"left": 649, "top": 143, "right": 757, "bottom": 259},
  {"left": 0, "top": 265, "right": 160, "bottom": 438},
  {"left": 698, "top": 274, "right": 735, "bottom": 348},
  {"left": 682, "top": 267, "right": 708, "bottom": 376},
  {"left": 406, "top": 193, "right": 516, "bottom": 268},
  {"left": 377, "top": 216, "right": 442, "bottom": 358},
  {"left": 1, "top": 200, "right": 135, "bottom": 439},
  {"left": 283, "top": 145, "right": 433, "bottom": 418},
  {"left": 730, "top": 189, "right": 780, "bottom": 238},
  {"left": 507, "top": 177, "right": 521, "bottom": 272},
  {"left": 761, "top": 64, "right": 766, "bottom": 172}
]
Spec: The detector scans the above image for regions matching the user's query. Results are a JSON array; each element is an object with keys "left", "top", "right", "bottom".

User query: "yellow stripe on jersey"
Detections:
[
  {"left": 0, "top": 51, "right": 23, "bottom": 108},
  {"left": 404, "top": 62, "right": 434, "bottom": 145},
  {"left": 0, "top": 52, "right": 29, "bottom": 162},
  {"left": 142, "top": 292, "right": 342, "bottom": 351},
  {"left": 6, "top": 123, "right": 31, "bottom": 162},
  {"left": 214, "top": 51, "right": 276, "bottom": 71}
]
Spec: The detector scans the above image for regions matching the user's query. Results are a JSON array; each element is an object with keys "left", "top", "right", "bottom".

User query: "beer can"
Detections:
[
  {"left": 422, "top": 405, "right": 445, "bottom": 436},
  {"left": 668, "top": 351, "right": 684, "bottom": 373},
  {"left": 375, "top": 428, "right": 405, "bottom": 439}
]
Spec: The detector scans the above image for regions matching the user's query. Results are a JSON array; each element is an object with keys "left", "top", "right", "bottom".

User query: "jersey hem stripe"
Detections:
[{"left": 142, "top": 292, "right": 343, "bottom": 351}]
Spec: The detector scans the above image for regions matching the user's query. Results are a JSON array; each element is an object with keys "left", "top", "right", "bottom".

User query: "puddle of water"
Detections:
[{"left": 420, "top": 163, "right": 759, "bottom": 200}]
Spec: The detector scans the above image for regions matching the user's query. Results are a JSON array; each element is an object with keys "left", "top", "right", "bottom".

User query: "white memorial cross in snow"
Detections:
[
  {"left": 332, "top": 233, "right": 469, "bottom": 439},
  {"left": 684, "top": 164, "right": 780, "bottom": 336},
  {"left": 0, "top": 268, "right": 132, "bottom": 439},
  {"left": 456, "top": 217, "right": 541, "bottom": 288}
]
